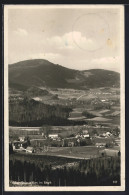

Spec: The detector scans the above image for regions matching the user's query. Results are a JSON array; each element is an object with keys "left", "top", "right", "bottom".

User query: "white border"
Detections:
[{"left": 4, "top": 4, "right": 125, "bottom": 191}]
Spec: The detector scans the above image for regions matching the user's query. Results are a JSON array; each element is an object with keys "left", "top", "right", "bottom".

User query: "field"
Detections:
[
  {"left": 10, "top": 143, "right": 119, "bottom": 165},
  {"left": 38, "top": 146, "right": 102, "bottom": 159},
  {"left": 85, "top": 117, "right": 112, "bottom": 122},
  {"left": 9, "top": 86, "right": 120, "bottom": 187}
]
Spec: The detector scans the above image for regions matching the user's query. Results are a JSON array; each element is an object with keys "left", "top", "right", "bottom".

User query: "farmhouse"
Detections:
[
  {"left": 99, "top": 149, "right": 120, "bottom": 157},
  {"left": 12, "top": 141, "right": 22, "bottom": 149},
  {"left": 83, "top": 134, "right": 90, "bottom": 138},
  {"left": 75, "top": 134, "right": 80, "bottom": 138},
  {"left": 95, "top": 143, "right": 106, "bottom": 147},
  {"left": 82, "top": 130, "right": 88, "bottom": 135},
  {"left": 48, "top": 134, "right": 58, "bottom": 140},
  {"left": 105, "top": 132, "right": 112, "bottom": 137},
  {"left": 26, "top": 146, "right": 35, "bottom": 153},
  {"left": 68, "top": 141, "right": 74, "bottom": 147},
  {"left": 101, "top": 99, "right": 106, "bottom": 102},
  {"left": 115, "top": 138, "right": 120, "bottom": 146},
  {"left": 18, "top": 136, "right": 25, "bottom": 142},
  {"left": 12, "top": 140, "right": 28, "bottom": 150}
]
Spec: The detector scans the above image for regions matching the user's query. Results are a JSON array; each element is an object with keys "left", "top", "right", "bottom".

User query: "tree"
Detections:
[
  {"left": 9, "top": 143, "right": 13, "bottom": 154},
  {"left": 42, "top": 125, "right": 51, "bottom": 137},
  {"left": 105, "top": 142, "right": 113, "bottom": 148}
]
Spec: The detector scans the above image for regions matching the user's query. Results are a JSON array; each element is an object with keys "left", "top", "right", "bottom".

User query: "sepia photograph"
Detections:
[{"left": 4, "top": 5, "right": 125, "bottom": 191}]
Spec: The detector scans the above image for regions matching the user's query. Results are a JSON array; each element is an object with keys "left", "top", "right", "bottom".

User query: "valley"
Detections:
[{"left": 9, "top": 59, "right": 120, "bottom": 186}]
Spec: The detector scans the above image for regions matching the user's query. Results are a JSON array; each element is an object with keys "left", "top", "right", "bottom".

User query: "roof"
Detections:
[
  {"left": 96, "top": 143, "right": 106, "bottom": 145},
  {"left": 83, "top": 134, "right": 89, "bottom": 137},
  {"left": 13, "top": 140, "right": 27, "bottom": 144},
  {"left": 26, "top": 147, "right": 34, "bottom": 151},
  {"left": 82, "top": 130, "right": 88, "bottom": 133},
  {"left": 48, "top": 134, "right": 58, "bottom": 136},
  {"left": 19, "top": 136, "right": 25, "bottom": 138}
]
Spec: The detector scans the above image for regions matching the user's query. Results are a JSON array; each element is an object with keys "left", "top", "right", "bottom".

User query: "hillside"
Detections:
[
  {"left": 25, "top": 86, "right": 50, "bottom": 97},
  {"left": 9, "top": 59, "right": 120, "bottom": 91}
]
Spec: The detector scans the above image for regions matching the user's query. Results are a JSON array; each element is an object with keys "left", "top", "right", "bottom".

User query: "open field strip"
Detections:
[
  {"left": 9, "top": 126, "right": 40, "bottom": 130},
  {"left": 85, "top": 117, "right": 112, "bottom": 121}
]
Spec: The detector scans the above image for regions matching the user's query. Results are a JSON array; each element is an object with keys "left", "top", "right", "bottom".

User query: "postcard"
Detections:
[{"left": 4, "top": 4, "right": 125, "bottom": 191}]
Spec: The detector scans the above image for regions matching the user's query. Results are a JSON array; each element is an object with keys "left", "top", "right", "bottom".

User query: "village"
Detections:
[{"left": 9, "top": 123, "right": 120, "bottom": 159}]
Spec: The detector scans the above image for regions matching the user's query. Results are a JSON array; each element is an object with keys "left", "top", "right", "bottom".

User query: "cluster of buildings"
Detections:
[
  {"left": 75, "top": 130, "right": 90, "bottom": 138},
  {"left": 10, "top": 124, "right": 120, "bottom": 155},
  {"left": 10, "top": 129, "right": 91, "bottom": 152},
  {"left": 11, "top": 136, "right": 35, "bottom": 153},
  {"left": 99, "top": 132, "right": 112, "bottom": 138}
]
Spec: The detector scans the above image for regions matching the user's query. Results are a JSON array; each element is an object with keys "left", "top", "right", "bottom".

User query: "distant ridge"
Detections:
[{"left": 9, "top": 59, "right": 120, "bottom": 91}]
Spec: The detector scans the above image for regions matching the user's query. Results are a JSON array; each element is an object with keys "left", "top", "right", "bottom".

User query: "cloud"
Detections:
[
  {"left": 45, "top": 32, "right": 74, "bottom": 50},
  {"left": 13, "top": 28, "right": 28, "bottom": 36},
  {"left": 45, "top": 31, "right": 96, "bottom": 51},
  {"left": 72, "top": 31, "right": 96, "bottom": 50}
]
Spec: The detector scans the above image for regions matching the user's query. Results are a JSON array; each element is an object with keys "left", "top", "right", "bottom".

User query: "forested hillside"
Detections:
[
  {"left": 9, "top": 156, "right": 120, "bottom": 186},
  {"left": 9, "top": 98, "right": 73, "bottom": 126},
  {"left": 9, "top": 59, "right": 120, "bottom": 91}
]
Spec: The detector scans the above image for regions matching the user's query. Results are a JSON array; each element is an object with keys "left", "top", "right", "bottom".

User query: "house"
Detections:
[
  {"left": 83, "top": 134, "right": 90, "bottom": 138},
  {"left": 115, "top": 139, "right": 120, "bottom": 146},
  {"left": 12, "top": 140, "right": 28, "bottom": 150},
  {"left": 95, "top": 143, "right": 106, "bottom": 147},
  {"left": 99, "top": 133, "right": 107, "bottom": 137},
  {"left": 102, "top": 133, "right": 106, "bottom": 137},
  {"left": 82, "top": 130, "right": 88, "bottom": 135},
  {"left": 101, "top": 99, "right": 106, "bottom": 102},
  {"left": 75, "top": 134, "right": 80, "bottom": 138},
  {"left": 12, "top": 141, "right": 23, "bottom": 149},
  {"left": 48, "top": 134, "right": 58, "bottom": 140},
  {"left": 99, "top": 149, "right": 120, "bottom": 157},
  {"left": 62, "top": 137, "right": 76, "bottom": 147},
  {"left": 26, "top": 146, "right": 35, "bottom": 153},
  {"left": 68, "top": 141, "right": 74, "bottom": 147},
  {"left": 95, "top": 124, "right": 101, "bottom": 128},
  {"left": 18, "top": 136, "right": 25, "bottom": 142},
  {"left": 105, "top": 132, "right": 112, "bottom": 137}
]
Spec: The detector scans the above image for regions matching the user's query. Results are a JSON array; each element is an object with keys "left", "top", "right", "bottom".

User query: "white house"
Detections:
[
  {"left": 96, "top": 143, "right": 106, "bottom": 147},
  {"left": 106, "top": 132, "right": 112, "bottom": 137},
  {"left": 19, "top": 136, "right": 25, "bottom": 142},
  {"left": 101, "top": 99, "right": 106, "bottom": 102},
  {"left": 82, "top": 130, "right": 88, "bottom": 135},
  {"left": 83, "top": 134, "right": 90, "bottom": 138},
  {"left": 48, "top": 134, "right": 58, "bottom": 139},
  {"left": 26, "top": 147, "right": 35, "bottom": 153}
]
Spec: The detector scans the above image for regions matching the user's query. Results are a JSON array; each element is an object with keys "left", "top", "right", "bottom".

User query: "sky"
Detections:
[{"left": 7, "top": 6, "right": 122, "bottom": 72}]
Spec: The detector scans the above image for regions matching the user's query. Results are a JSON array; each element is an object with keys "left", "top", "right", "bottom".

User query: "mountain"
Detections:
[{"left": 9, "top": 59, "right": 120, "bottom": 91}]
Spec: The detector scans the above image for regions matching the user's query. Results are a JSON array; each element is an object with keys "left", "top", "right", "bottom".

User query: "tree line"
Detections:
[
  {"left": 9, "top": 156, "right": 120, "bottom": 186},
  {"left": 9, "top": 97, "right": 88, "bottom": 126}
]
